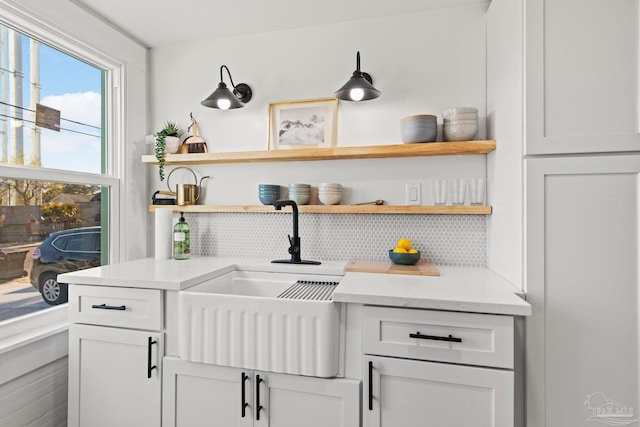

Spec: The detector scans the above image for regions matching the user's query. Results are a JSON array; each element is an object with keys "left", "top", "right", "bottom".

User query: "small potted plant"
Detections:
[{"left": 155, "top": 121, "right": 183, "bottom": 181}]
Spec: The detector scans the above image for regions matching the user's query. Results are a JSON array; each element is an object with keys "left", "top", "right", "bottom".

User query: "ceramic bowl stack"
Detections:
[
  {"left": 288, "top": 183, "right": 311, "bottom": 205},
  {"left": 443, "top": 107, "right": 478, "bottom": 141},
  {"left": 400, "top": 115, "right": 438, "bottom": 143},
  {"left": 258, "top": 184, "right": 281, "bottom": 205},
  {"left": 318, "top": 183, "right": 342, "bottom": 205}
]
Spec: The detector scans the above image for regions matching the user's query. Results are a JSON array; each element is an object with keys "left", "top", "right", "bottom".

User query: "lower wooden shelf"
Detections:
[{"left": 148, "top": 205, "right": 492, "bottom": 215}]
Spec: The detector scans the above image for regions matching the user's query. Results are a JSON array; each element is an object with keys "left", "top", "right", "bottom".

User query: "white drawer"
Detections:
[
  {"left": 69, "top": 284, "right": 163, "bottom": 331},
  {"left": 363, "top": 305, "right": 514, "bottom": 369}
]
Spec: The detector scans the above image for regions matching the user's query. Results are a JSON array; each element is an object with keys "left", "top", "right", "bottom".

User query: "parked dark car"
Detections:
[{"left": 30, "top": 226, "right": 101, "bottom": 305}]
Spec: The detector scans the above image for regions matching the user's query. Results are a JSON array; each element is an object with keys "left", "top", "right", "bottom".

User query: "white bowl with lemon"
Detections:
[{"left": 389, "top": 238, "right": 421, "bottom": 265}]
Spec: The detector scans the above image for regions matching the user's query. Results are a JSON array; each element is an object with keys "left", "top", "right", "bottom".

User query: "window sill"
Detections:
[{"left": 0, "top": 305, "right": 69, "bottom": 356}]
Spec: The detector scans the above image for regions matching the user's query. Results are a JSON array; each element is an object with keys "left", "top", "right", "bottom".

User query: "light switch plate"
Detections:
[{"left": 406, "top": 182, "right": 421, "bottom": 205}]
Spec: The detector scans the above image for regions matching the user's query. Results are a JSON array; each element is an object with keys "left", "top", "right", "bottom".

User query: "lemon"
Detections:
[
  {"left": 408, "top": 248, "right": 419, "bottom": 254},
  {"left": 397, "top": 238, "right": 412, "bottom": 251},
  {"left": 393, "top": 247, "right": 408, "bottom": 253}
]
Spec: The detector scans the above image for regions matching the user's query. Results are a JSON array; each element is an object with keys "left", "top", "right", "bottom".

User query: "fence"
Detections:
[{"left": 0, "top": 203, "right": 101, "bottom": 244}]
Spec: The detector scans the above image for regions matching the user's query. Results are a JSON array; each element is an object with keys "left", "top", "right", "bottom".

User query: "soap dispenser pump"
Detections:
[{"left": 173, "top": 212, "right": 190, "bottom": 260}]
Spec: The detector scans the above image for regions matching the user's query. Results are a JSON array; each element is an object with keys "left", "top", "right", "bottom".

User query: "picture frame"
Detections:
[{"left": 268, "top": 98, "right": 338, "bottom": 150}]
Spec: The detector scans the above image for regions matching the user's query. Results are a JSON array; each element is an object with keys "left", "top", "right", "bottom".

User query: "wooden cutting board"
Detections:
[{"left": 346, "top": 259, "right": 440, "bottom": 276}]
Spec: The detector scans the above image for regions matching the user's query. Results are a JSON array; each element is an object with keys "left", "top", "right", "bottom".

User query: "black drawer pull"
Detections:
[
  {"left": 409, "top": 332, "right": 462, "bottom": 343},
  {"left": 368, "top": 361, "right": 373, "bottom": 411},
  {"left": 256, "top": 374, "right": 264, "bottom": 421},
  {"left": 91, "top": 303, "right": 126, "bottom": 311},
  {"left": 147, "top": 337, "right": 157, "bottom": 379},
  {"left": 241, "top": 372, "right": 249, "bottom": 417}
]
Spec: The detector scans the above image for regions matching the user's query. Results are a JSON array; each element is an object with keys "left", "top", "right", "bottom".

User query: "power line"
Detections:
[
  {"left": 0, "top": 100, "right": 102, "bottom": 130},
  {"left": 0, "top": 112, "right": 100, "bottom": 138}
]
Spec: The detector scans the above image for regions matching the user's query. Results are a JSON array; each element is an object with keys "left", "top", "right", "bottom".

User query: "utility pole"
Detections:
[
  {"left": 8, "top": 28, "right": 23, "bottom": 165},
  {"left": 0, "top": 25, "right": 7, "bottom": 163},
  {"left": 29, "top": 38, "right": 40, "bottom": 167}
]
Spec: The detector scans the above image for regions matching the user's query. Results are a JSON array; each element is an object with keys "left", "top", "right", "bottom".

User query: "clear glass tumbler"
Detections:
[
  {"left": 449, "top": 179, "right": 467, "bottom": 205},
  {"left": 432, "top": 179, "right": 448, "bottom": 205},
  {"left": 469, "top": 178, "right": 486, "bottom": 205}
]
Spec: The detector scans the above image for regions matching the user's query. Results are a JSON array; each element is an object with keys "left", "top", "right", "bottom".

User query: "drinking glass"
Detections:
[
  {"left": 432, "top": 179, "right": 447, "bottom": 205},
  {"left": 469, "top": 178, "right": 486, "bottom": 205},
  {"left": 449, "top": 179, "right": 466, "bottom": 205}
]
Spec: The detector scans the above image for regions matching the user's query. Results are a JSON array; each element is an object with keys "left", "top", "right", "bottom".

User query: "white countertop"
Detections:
[
  {"left": 333, "top": 266, "right": 530, "bottom": 316},
  {"left": 58, "top": 257, "right": 347, "bottom": 290},
  {"left": 58, "top": 257, "right": 530, "bottom": 316}
]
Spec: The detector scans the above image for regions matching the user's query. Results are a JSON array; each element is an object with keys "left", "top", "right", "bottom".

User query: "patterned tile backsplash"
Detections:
[{"left": 187, "top": 213, "right": 486, "bottom": 267}]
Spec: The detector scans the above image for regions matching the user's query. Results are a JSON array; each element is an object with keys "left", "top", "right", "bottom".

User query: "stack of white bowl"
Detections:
[
  {"left": 288, "top": 183, "right": 311, "bottom": 205},
  {"left": 318, "top": 183, "right": 342, "bottom": 205},
  {"left": 443, "top": 107, "right": 478, "bottom": 141},
  {"left": 400, "top": 115, "right": 438, "bottom": 143}
]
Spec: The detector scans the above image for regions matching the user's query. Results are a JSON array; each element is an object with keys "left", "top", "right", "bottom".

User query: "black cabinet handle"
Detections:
[
  {"left": 91, "top": 303, "right": 126, "bottom": 311},
  {"left": 241, "top": 372, "right": 249, "bottom": 418},
  {"left": 256, "top": 374, "right": 264, "bottom": 421},
  {"left": 368, "top": 361, "right": 373, "bottom": 411},
  {"left": 409, "top": 332, "right": 462, "bottom": 343},
  {"left": 147, "top": 337, "right": 157, "bottom": 379}
]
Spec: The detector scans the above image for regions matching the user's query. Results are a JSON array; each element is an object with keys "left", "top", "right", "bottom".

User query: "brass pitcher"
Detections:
[{"left": 166, "top": 167, "right": 209, "bottom": 206}]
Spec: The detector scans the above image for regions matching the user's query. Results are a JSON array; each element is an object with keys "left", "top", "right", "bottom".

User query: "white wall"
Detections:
[
  {"left": 486, "top": 0, "right": 523, "bottom": 289},
  {"left": 151, "top": 3, "right": 489, "bottom": 153},
  {"left": 148, "top": 2, "right": 492, "bottom": 257}
]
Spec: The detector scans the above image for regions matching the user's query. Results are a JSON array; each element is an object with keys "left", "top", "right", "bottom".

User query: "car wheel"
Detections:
[{"left": 39, "top": 272, "right": 68, "bottom": 305}]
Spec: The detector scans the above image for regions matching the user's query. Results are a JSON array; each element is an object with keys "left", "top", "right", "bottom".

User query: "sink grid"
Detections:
[{"left": 277, "top": 280, "right": 339, "bottom": 301}]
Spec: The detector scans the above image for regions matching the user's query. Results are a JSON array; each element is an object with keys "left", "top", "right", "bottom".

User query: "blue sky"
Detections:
[{"left": 8, "top": 32, "right": 104, "bottom": 174}]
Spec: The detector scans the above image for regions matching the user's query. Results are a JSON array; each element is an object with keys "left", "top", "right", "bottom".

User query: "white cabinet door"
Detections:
[
  {"left": 255, "top": 371, "right": 360, "bottom": 427},
  {"left": 525, "top": 0, "right": 640, "bottom": 155},
  {"left": 363, "top": 355, "right": 513, "bottom": 427},
  {"left": 68, "top": 324, "right": 162, "bottom": 427},
  {"left": 163, "top": 358, "right": 360, "bottom": 427},
  {"left": 526, "top": 155, "right": 640, "bottom": 426},
  {"left": 162, "top": 358, "right": 252, "bottom": 427}
]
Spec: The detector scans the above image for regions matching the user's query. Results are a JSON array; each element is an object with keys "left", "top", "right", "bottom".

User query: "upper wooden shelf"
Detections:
[
  {"left": 141, "top": 140, "right": 496, "bottom": 165},
  {"left": 148, "top": 204, "right": 492, "bottom": 215}
]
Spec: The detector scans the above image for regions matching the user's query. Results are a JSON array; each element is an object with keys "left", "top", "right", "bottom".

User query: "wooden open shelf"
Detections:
[
  {"left": 141, "top": 140, "right": 496, "bottom": 165},
  {"left": 148, "top": 204, "right": 492, "bottom": 215}
]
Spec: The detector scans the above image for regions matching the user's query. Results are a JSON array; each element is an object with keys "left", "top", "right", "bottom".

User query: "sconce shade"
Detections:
[
  {"left": 201, "top": 66, "right": 252, "bottom": 110},
  {"left": 334, "top": 52, "right": 381, "bottom": 102}
]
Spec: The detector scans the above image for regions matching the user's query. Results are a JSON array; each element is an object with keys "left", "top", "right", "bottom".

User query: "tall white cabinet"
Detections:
[
  {"left": 511, "top": 0, "right": 640, "bottom": 425},
  {"left": 526, "top": 155, "right": 640, "bottom": 426},
  {"left": 524, "top": 0, "right": 640, "bottom": 155}
]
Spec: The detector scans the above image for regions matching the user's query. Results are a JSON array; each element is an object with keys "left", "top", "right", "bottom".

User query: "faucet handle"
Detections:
[{"left": 287, "top": 234, "right": 293, "bottom": 246}]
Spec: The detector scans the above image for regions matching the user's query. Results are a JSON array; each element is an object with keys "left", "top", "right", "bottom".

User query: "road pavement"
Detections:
[{"left": 0, "top": 244, "right": 50, "bottom": 322}]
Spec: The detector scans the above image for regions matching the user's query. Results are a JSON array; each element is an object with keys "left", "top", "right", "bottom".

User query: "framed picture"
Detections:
[{"left": 268, "top": 98, "right": 338, "bottom": 150}]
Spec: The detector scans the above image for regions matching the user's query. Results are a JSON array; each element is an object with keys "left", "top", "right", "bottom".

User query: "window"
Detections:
[{"left": 0, "top": 20, "right": 119, "bottom": 321}]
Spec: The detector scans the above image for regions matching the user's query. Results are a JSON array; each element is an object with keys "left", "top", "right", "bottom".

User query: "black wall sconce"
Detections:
[
  {"left": 201, "top": 65, "right": 252, "bottom": 110},
  {"left": 334, "top": 51, "right": 381, "bottom": 102}
]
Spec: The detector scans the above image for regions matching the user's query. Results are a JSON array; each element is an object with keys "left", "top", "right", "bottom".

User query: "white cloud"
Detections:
[
  {"left": 34, "top": 92, "right": 102, "bottom": 173},
  {"left": 40, "top": 91, "right": 101, "bottom": 128}
]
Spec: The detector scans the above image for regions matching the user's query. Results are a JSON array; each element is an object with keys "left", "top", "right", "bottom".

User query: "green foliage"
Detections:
[
  {"left": 41, "top": 202, "right": 81, "bottom": 225},
  {"left": 155, "top": 121, "right": 183, "bottom": 181}
]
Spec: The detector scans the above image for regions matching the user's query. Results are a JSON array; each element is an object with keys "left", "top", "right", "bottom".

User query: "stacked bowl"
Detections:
[
  {"left": 400, "top": 115, "right": 438, "bottom": 143},
  {"left": 443, "top": 107, "right": 478, "bottom": 141},
  {"left": 258, "top": 184, "right": 281, "bottom": 205},
  {"left": 288, "top": 183, "right": 311, "bottom": 205},
  {"left": 318, "top": 183, "right": 342, "bottom": 205}
]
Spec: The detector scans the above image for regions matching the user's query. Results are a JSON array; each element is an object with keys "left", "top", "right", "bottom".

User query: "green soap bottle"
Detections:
[{"left": 173, "top": 213, "right": 190, "bottom": 260}]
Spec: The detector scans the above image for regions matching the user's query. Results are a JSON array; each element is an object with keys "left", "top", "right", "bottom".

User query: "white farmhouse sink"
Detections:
[{"left": 179, "top": 270, "right": 343, "bottom": 378}]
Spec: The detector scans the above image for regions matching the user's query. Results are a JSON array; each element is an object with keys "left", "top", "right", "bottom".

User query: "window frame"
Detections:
[{"left": 0, "top": 3, "right": 125, "bottom": 333}]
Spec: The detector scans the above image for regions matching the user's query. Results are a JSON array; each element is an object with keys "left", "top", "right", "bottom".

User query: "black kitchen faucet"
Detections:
[{"left": 271, "top": 199, "right": 321, "bottom": 265}]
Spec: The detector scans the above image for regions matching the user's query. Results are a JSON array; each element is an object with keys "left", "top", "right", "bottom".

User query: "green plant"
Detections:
[
  {"left": 154, "top": 121, "right": 183, "bottom": 181},
  {"left": 41, "top": 202, "right": 81, "bottom": 228}
]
